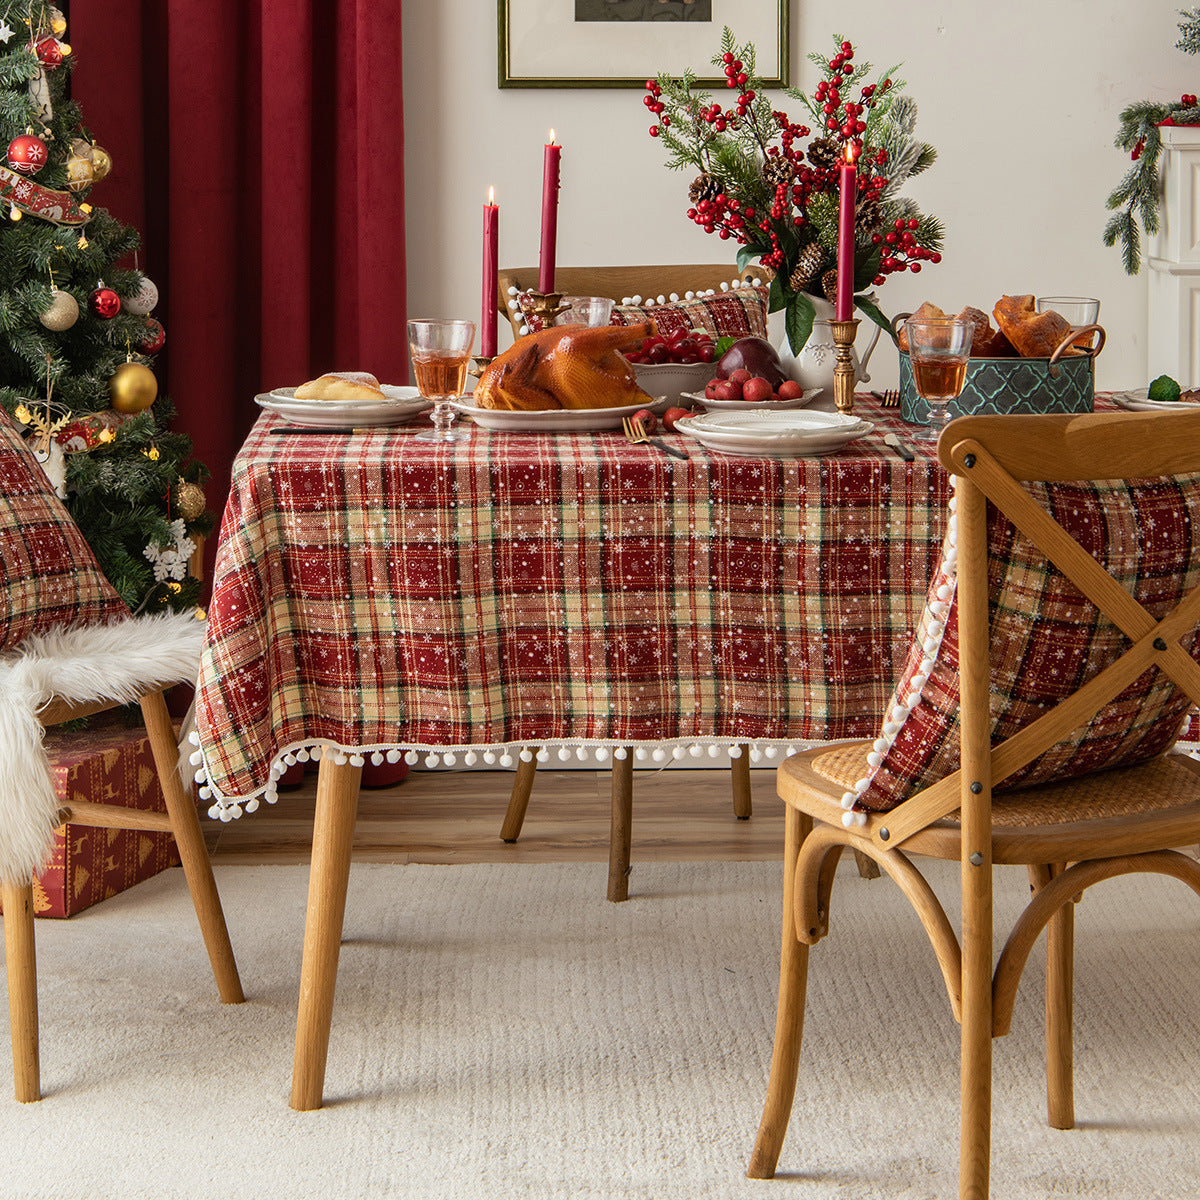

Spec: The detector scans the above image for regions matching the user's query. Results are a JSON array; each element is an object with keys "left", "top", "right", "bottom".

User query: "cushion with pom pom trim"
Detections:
[
  {"left": 849, "top": 473, "right": 1200, "bottom": 817},
  {"left": 513, "top": 283, "right": 769, "bottom": 339},
  {"left": 0, "top": 409, "right": 128, "bottom": 651},
  {"left": 609, "top": 285, "right": 769, "bottom": 341}
]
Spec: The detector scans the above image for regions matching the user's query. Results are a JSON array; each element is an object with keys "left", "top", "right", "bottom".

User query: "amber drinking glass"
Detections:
[
  {"left": 906, "top": 317, "right": 974, "bottom": 445},
  {"left": 408, "top": 319, "right": 475, "bottom": 443}
]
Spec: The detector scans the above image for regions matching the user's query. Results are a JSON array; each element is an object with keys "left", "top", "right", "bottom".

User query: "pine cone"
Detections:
[
  {"left": 806, "top": 137, "right": 840, "bottom": 172},
  {"left": 788, "top": 241, "right": 826, "bottom": 292},
  {"left": 762, "top": 155, "right": 794, "bottom": 189},
  {"left": 821, "top": 268, "right": 839, "bottom": 305},
  {"left": 688, "top": 173, "right": 723, "bottom": 204},
  {"left": 856, "top": 194, "right": 882, "bottom": 238}
]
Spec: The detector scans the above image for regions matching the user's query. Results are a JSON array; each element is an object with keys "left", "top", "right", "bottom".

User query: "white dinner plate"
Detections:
[
  {"left": 452, "top": 394, "right": 671, "bottom": 432},
  {"left": 674, "top": 409, "right": 873, "bottom": 458},
  {"left": 256, "top": 385, "right": 429, "bottom": 428},
  {"left": 682, "top": 387, "right": 824, "bottom": 413},
  {"left": 1110, "top": 388, "right": 1200, "bottom": 413}
]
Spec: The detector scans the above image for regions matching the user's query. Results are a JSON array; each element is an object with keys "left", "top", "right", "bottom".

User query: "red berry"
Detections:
[{"left": 649, "top": 125, "right": 659, "bottom": 137}]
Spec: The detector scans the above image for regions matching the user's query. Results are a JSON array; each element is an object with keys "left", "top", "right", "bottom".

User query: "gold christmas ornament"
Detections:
[
  {"left": 175, "top": 479, "right": 207, "bottom": 521},
  {"left": 66, "top": 138, "right": 93, "bottom": 192},
  {"left": 90, "top": 144, "right": 111, "bottom": 180},
  {"left": 49, "top": 8, "right": 67, "bottom": 36},
  {"left": 108, "top": 361, "right": 158, "bottom": 412},
  {"left": 39, "top": 288, "right": 79, "bottom": 331}
]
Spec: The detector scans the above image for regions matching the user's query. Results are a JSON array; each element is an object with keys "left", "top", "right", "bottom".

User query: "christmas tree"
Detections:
[{"left": 0, "top": 2, "right": 212, "bottom": 614}]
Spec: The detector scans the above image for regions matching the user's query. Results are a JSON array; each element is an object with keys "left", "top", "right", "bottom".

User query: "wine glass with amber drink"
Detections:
[
  {"left": 905, "top": 316, "right": 974, "bottom": 445},
  {"left": 408, "top": 318, "right": 475, "bottom": 444}
]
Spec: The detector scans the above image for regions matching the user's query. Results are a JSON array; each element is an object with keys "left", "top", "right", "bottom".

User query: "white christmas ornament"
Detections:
[
  {"left": 124, "top": 275, "right": 159, "bottom": 316},
  {"left": 143, "top": 518, "right": 196, "bottom": 583}
]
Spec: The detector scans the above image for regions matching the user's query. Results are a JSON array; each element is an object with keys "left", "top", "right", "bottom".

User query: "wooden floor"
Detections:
[{"left": 207, "top": 765, "right": 785, "bottom": 866}]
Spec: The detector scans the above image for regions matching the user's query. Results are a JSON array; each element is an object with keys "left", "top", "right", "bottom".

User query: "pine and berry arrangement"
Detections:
[
  {"left": 1104, "top": 9, "right": 1200, "bottom": 274},
  {"left": 644, "top": 28, "right": 945, "bottom": 353}
]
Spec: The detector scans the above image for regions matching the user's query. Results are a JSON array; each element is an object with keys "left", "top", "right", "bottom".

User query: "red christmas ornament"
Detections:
[
  {"left": 139, "top": 316, "right": 166, "bottom": 353},
  {"left": 33, "top": 37, "right": 64, "bottom": 68},
  {"left": 7, "top": 134, "right": 48, "bottom": 175},
  {"left": 88, "top": 287, "right": 121, "bottom": 319}
]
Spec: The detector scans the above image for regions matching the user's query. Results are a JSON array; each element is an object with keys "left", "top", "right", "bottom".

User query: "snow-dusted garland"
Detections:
[
  {"left": 839, "top": 476, "right": 961, "bottom": 828},
  {"left": 187, "top": 735, "right": 814, "bottom": 822}
]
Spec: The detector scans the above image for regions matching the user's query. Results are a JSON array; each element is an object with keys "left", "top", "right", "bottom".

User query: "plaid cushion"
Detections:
[
  {"left": 514, "top": 283, "right": 769, "bottom": 340},
  {"left": 850, "top": 474, "right": 1200, "bottom": 817},
  {"left": 610, "top": 285, "right": 769, "bottom": 340},
  {"left": 0, "top": 411, "right": 127, "bottom": 651}
]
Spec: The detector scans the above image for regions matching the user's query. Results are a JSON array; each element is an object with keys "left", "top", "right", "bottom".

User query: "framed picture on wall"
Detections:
[{"left": 498, "top": 0, "right": 790, "bottom": 89}]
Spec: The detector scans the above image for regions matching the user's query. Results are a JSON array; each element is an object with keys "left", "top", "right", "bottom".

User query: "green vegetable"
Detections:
[{"left": 1148, "top": 374, "right": 1182, "bottom": 402}]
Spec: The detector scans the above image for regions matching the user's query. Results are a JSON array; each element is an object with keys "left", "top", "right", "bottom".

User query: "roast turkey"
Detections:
[{"left": 474, "top": 321, "right": 656, "bottom": 411}]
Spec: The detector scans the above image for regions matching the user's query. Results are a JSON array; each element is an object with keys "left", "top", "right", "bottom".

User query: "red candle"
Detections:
[
  {"left": 538, "top": 131, "right": 561, "bottom": 294},
  {"left": 482, "top": 187, "right": 499, "bottom": 358},
  {"left": 835, "top": 142, "right": 858, "bottom": 322}
]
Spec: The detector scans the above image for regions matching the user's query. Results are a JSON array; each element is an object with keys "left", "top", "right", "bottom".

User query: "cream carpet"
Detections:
[{"left": 2, "top": 858, "right": 1198, "bottom": 1200}]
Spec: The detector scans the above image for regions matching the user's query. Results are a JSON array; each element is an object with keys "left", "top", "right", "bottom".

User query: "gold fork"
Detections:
[
  {"left": 621, "top": 416, "right": 689, "bottom": 460},
  {"left": 881, "top": 389, "right": 900, "bottom": 407}
]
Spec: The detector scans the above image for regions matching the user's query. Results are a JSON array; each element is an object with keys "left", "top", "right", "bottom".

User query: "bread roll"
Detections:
[
  {"left": 295, "top": 371, "right": 384, "bottom": 401},
  {"left": 992, "top": 295, "right": 1078, "bottom": 359}
]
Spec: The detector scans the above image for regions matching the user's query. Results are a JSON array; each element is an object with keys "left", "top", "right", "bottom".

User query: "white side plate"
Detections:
[
  {"left": 257, "top": 385, "right": 428, "bottom": 428},
  {"left": 1110, "top": 389, "right": 1200, "bottom": 413},
  {"left": 675, "top": 409, "right": 873, "bottom": 457}
]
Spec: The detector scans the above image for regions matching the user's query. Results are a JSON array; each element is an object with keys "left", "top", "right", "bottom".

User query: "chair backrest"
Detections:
[
  {"left": 497, "top": 263, "right": 765, "bottom": 338},
  {"left": 867, "top": 409, "right": 1200, "bottom": 848}
]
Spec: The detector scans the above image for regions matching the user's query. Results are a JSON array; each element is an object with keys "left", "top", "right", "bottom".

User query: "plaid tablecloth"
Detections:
[{"left": 194, "top": 398, "right": 949, "bottom": 814}]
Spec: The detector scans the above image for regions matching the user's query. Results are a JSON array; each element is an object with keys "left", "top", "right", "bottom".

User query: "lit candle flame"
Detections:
[
  {"left": 548, "top": 129, "right": 557, "bottom": 145},
  {"left": 845, "top": 141, "right": 859, "bottom": 164},
  {"left": 488, "top": 186, "right": 495, "bottom": 204}
]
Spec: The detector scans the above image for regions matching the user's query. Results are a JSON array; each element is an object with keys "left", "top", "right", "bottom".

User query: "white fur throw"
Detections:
[{"left": 0, "top": 610, "right": 205, "bottom": 888}]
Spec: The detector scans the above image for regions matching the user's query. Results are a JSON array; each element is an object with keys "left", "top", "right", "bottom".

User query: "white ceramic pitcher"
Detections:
[{"left": 777, "top": 295, "right": 882, "bottom": 401}]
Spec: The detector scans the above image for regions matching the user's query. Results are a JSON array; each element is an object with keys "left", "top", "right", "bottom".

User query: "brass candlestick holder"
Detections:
[
  {"left": 522, "top": 290, "right": 568, "bottom": 331},
  {"left": 830, "top": 318, "right": 859, "bottom": 416},
  {"left": 468, "top": 355, "right": 494, "bottom": 379}
]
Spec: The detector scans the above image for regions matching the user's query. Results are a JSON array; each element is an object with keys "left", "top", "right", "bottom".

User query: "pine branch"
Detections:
[{"left": 1178, "top": 8, "right": 1200, "bottom": 54}]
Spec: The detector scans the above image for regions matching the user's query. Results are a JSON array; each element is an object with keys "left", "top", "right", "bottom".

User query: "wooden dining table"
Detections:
[{"left": 192, "top": 394, "right": 950, "bottom": 1109}]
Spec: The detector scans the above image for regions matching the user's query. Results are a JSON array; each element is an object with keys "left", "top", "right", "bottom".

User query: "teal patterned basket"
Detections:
[{"left": 898, "top": 324, "right": 1104, "bottom": 425}]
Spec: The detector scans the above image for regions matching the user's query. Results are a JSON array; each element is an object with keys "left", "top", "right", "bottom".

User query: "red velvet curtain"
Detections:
[{"left": 70, "top": 1, "right": 407, "bottom": 545}]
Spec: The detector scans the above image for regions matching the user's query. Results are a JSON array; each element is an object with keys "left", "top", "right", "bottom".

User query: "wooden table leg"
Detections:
[
  {"left": 290, "top": 755, "right": 362, "bottom": 1111},
  {"left": 499, "top": 753, "right": 538, "bottom": 842},
  {"left": 607, "top": 751, "right": 633, "bottom": 903},
  {"left": 730, "top": 747, "right": 753, "bottom": 819}
]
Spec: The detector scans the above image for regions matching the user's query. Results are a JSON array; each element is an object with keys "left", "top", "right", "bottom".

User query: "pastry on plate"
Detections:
[{"left": 295, "top": 371, "right": 384, "bottom": 401}]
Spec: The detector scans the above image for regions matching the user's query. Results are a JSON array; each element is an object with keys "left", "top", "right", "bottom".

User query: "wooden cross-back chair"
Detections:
[
  {"left": 494, "top": 262, "right": 772, "bottom": 901},
  {"left": 747, "top": 409, "right": 1200, "bottom": 1197},
  {"left": 2, "top": 684, "right": 244, "bottom": 1102}
]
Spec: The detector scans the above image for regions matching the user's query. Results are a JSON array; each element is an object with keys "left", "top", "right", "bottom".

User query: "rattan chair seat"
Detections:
[{"left": 790, "top": 740, "right": 1200, "bottom": 864}]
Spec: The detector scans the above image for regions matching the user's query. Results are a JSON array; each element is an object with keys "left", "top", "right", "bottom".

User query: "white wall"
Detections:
[{"left": 403, "top": 1, "right": 1195, "bottom": 391}]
